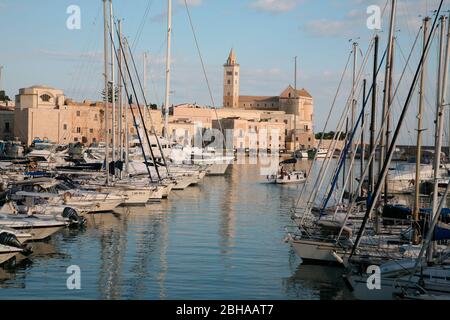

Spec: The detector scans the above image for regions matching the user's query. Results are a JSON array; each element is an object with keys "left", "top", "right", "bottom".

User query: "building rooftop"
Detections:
[{"left": 239, "top": 96, "right": 279, "bottom": 103}]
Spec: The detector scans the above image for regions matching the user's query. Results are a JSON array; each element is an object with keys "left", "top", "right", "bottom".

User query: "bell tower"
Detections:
[{"left": 223, "top": 49, "right": 240, "bottom": 108}]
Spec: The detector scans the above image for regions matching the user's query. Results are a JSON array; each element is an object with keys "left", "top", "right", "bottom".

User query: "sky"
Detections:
[{"left": 0, "top": 0, "right": 448, "bottom": 145}]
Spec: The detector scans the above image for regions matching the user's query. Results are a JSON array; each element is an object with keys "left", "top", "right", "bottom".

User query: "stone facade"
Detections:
[
  {"left": 12, "top": 85, "right": 162, "bottom": 146},
  {"left": 222, "top": 50, "right": 315, "bottom": 151},
  {"left": 223, "top": 49, "right": 240, "bottom": 109}
]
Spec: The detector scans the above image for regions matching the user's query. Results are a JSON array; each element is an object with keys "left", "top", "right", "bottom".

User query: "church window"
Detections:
[
  {"left": 235, "top": 72, "right": 238, "bottom": 76},
  {"left": 76, "top": 127, "right": 81, "bottom": 133},
  {"left": 227, "top": 71, "right": 232, "bottom": 76},
  {"left": 76, "top": 111, "right": 81, "bottom": 117},
  {"left": 288, "top": 93, "right": 291, "bottom": 98},
  {"left": 89, "top": 128, "right": 94, "bottom": 133},
  {"left": 227, "top": 92, "right": 231, "bottom": 96},
  {"left": 63, "top": 124, "right": 68, "bottom": 130},
  {"left": 227, "top": 80, "right": 231, "bottom": 85}
]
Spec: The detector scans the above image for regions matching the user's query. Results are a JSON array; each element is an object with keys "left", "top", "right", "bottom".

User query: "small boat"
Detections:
[
  {"left": 0, "top": 212, "right": 68, "bottom": 241},
  {"left": 267, "top": 170, "right": 307, "bottom": 184},
  {"left": 308, "top": 148, "right": 330, "bottom": 159},
  {"left": 294, "top": 149, "right": 309, "bottom": 159},
  {"left": 267, "top": 159, "right": 307, "bottom": 184}
]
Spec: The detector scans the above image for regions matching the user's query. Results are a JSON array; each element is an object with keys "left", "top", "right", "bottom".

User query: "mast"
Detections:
[
  {"left": 349, "top": 41, "right": 358, "bottom": 199},
  {"left": 379, "top": 0, "right": 397, "bottom": 204},
  {"left": 350, "top": 1, "right": 444, "bottom": 256},
  {"left": 102, "top": 0, "right": 110, "bottom": 185},
  {"left": 124, "top": 39, "right": 130, "bottom": 177},
  {"left": 0, "top": 66, "right": 3, "bottom": 92},
  {"left": 360, "top": 78, "right": 366, "bottom": 198},
  {"left": 109, "top": 0, "right": 116, "bottom": 179},
  {"left": 143, "top": 52, "right": 148, "bottom": 128},
  {"left": 118, "top": 19, "right": 123, "bottom": 179},
  {"left": 294, "top": 56, "right": 298, "bottom": 151},
  {"left": 413, "top": 17, "right": 430, "bottom": 245},
  {"left": 369, "top": 35, "right": 379, "bottom": 198},
  {"left": 164, "top": 0, "right": 172, "bottom": 139},
  {"left": 429, "top": 15, "right": 449, "bottom": 262}
]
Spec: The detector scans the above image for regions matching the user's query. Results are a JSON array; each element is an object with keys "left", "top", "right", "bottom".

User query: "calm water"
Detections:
[{"left": 0, "top": 161, "right": 355, "bottom": 300}]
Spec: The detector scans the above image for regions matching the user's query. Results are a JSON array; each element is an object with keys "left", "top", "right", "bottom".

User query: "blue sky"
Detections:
[{"left": 0, "top": 0, "right": 448, "bottom": 142}]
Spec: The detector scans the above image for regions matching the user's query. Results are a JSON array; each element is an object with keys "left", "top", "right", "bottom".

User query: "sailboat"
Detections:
[{"left": 343, "top": 5, "right": 450, "bottom": 300}]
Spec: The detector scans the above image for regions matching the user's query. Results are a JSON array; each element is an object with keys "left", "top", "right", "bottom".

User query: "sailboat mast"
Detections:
[
  {"left": 143, "top": 52, "right": 148, "bottom": 127},
  {"left": 103, "top": 0, "right": 110, "bottom": 185},
  {"left": 413, "top": 17, "right": 430, "bottom": 245},
  {"left": 369, "top": 35, "right": 379, "bottom": 198},
  {"left": 360, "top": 78, "right": 366, "bottom": 197},
  {"left": 294, "top": 56, "right": 298, "bottom": 151},
  {"left": 429, "top": 15, "right": 449, "bottom": 262},
  {"left": 380, "top": 0, "right": 397, "bottom": 204},
  {"left": 124, "top": 39, "right": 130, "bottom": 177},
  {"left": 164, "top": 0, "right": 172, "bottom": 139},
  {"left": 109, "top": 0, "right": 116, "bottom": 179},
  {"left": 349, "top": 41, "right": 358, "bottom": 199},
  {"left": 118, "top": 19, "right": 124, "bottom": 179}
]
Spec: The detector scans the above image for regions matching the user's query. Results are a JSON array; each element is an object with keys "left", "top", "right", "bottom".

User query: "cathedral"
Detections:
[{"left": 223, "top": 49, "right": 315, "bottom": 149}]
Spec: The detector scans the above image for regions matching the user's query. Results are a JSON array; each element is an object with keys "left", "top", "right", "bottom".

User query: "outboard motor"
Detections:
[
  {"left": 62, "top": 207, "right": 87, "bottom": 228},
  {"left": 0, "top": 231, "right": 33, "bottom": 256}
]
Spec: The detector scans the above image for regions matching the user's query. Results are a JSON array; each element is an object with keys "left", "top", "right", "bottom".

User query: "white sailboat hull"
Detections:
[{"left": 287, "top": 234, "right": 349, "bottom": 265}]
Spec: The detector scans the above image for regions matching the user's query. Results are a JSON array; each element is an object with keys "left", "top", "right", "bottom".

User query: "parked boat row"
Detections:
[{"left": 286, "top": 3, "right": 450, "bottom": 300}]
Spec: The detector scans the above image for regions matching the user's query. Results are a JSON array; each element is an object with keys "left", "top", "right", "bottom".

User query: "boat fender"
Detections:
[{"left": 331, "top": 250, "right": 344, "bottom": 265}]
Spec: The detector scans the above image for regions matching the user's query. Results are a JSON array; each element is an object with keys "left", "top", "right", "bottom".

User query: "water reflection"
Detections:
[
  {"left": 5, "top": 161, "right": 446, "bottom": 299},
  {"left": 284, "top": 251, "right": 353, "bottom": 300}
]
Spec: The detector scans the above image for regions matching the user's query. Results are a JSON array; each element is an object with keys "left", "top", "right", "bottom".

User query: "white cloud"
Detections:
[{"left": 249, "top": 0, "right": 304, "bottom": 13}]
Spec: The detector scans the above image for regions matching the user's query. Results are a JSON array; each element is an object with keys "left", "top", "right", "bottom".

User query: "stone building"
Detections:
[
  {"left": 0, "top": 104, "right": 14, "bottom": 141},
  {"left": 221, "top": 49, "right": 315, "bottom": 151},
  {"left": 12, "top": 85, "right": 162, "bottom": 146}
]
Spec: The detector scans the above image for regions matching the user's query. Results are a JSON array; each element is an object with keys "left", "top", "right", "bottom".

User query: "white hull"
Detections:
[
  {"left": 0, "top": 244, "right": 22, "bottom": 265},
  {"left": 66, "top": 200, "right": 121, "bottom": 213},
  {"left": 172, "top": 175, "right": 198, "bottom": 190},
  {"left": 149, "top": 184, "right": 173, "bottom": 201},
  {"left": 206, "top": 163, "right": 230, "bottom": 175},
  {"left": 288, "top": 235, "right": 349, "bottom": 265},
  {"left": 4, "top": 225, "right": 65, "bottom": 241},
  {"left": 346, "top": 263, "right": 450, "bottom": 300}
]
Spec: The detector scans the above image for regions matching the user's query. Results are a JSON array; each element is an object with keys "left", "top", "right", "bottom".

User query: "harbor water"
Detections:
[{"left": 0, "top": 161, "right": 354, "bottom": 300}]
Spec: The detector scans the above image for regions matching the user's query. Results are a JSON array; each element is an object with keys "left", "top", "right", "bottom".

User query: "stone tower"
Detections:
[{"left": 223, "top": 49, "right": 240, "bottom": 108}]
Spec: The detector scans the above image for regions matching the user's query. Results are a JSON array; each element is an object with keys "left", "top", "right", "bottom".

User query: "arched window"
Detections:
[{"left": 40, "top": 94, "right": 52, "bottom": 102}]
